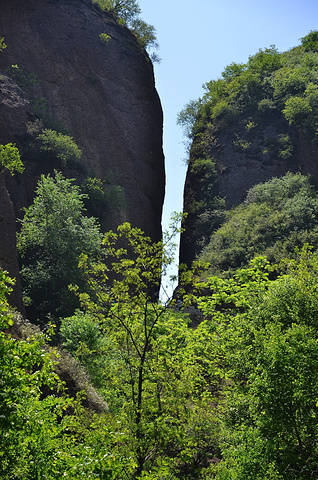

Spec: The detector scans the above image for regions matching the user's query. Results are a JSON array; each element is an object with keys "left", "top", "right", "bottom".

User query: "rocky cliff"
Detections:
[
  {"left": 179, "top": 40, "right": 318, "bottom": 267},
  {"left": 0, "top": 0, "right": 165, "bottom": 309},
  {"left": 180, "top": 116, "right": 318, "bottom": 266}
]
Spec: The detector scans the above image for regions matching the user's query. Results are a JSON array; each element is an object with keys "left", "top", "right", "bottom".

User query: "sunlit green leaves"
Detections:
[
  {"left": 63, "top": 222, "right": 222, "bottom": 477},
  {"left": 37, "top": 129, "right": 82, "bottom": 167},
  {"left": 17, "top": 171, "right": 102, "bottom": 322},
  {"left": 198, "top": 249, "right": 318, "bottom": 479},
  {"left": 0, "top": 143, "right": 24, "bottom": 175},
  {"left": 301, "top": 30, "right": 318, "bottom": 52},
  {"left": 199, "top": 173, "right": 318, "bottom": 275},
  {"left": 0, "top": 37, "right": 6, "bottom": 53}
]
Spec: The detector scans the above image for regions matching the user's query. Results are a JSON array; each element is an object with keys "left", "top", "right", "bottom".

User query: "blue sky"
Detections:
[{"left": 137, "top": 0, "right": 318, "bottom": 296}]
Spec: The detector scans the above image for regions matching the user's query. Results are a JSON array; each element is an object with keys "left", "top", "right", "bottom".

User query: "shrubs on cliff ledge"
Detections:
[
  {"left": 199, "top": 172, "right": 318, "bottom": 275},
  {"left": 93, "top": 0, "right": 159, "bottom": 60},
  {"left": 37, "top": 129, "right": 82, "bottom": 167},
  {"left": 0, "top": 143, "right": 24, "bottom": 175}
]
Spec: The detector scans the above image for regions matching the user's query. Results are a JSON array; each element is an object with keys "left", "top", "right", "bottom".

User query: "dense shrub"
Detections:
[
  {"left": 199, "top": 173, "right": 318, "bottom": 275},
  {"left": 37, "top": 129, "right": 82, "bottom": 167},
  {"left": 0, "top": 143, "right": 24, "bottom": 175}
]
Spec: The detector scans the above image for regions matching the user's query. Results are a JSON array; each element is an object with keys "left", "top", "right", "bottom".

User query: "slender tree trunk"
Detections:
[{"left": 134, "top": 361, "right": 145, "bottom": 479}]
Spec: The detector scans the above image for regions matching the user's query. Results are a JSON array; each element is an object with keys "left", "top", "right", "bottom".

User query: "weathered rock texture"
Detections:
[
  {"left": 0, "top": 77, "right": 32, "bottom": 312},
  {"left": 0, "top": 0, "right": 165, "bottom": 310},
  {"left": 180, "top": 113, "right": 318, "bottom": 266},
  {"left": 0, "top": 173, "right": 25, "bottom": 314}
]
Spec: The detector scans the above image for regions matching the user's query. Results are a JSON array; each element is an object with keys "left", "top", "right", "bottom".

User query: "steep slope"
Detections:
[
  {"left": 0, "top": 0, "right": 165, "bottom": 309},
  {"left": 179, "top": 36, "right": 318, "bottom": 267}
]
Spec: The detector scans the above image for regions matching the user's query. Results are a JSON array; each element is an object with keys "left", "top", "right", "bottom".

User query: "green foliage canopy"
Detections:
[
  {"left": 199, "top": 173, "right": 318, "bottom": 275},
  {"left": 179, "top": 36, "right": 318, "bottom": 141},
  {"left": 199, "top": 250, "right": 318, "bottom": 479},
  {"left": 94, "top": 0, "right": 141, "bottom": 24},
  {"left": 8, "top": 216, "right": 318, "bottom": 478},
  {"left": 59, "top": 240, "right": 318, "bottom": 479},
  {"left": 301, "top": 30, "right": 318, "bottom": 52},
  {"left": 63, "top": 222, "right": 220, "bottom": 479},
  {"left": 17, "top": 171, "right": 102, "bottom": 323},
  {"left": 0, "top": 270, "right": 137, "bottom": 479},
  {"left": 0, "top": 270, "right": 70, "bottom": 478},
  {"left": 93, "top": 0, "right": 159, "bottom": 60},
  {"left": 36, "top": 129, "right": 82, "bottom": 167}
]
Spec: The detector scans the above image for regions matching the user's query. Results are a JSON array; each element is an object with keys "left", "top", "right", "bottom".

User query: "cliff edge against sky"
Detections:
[{"left": 0, "top": 0, "right": 165, "bottom": 308}]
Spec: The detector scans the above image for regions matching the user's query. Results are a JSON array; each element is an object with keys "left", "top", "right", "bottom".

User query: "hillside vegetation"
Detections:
[
  {"left": 199, "top": 172, "right": 318, "bottom": 276},
  {"left": 179, "top": 31, "right": 318, "bottom": 265},
  {"left": 2, "top": 230, "right": 318, "bottom": 479}
]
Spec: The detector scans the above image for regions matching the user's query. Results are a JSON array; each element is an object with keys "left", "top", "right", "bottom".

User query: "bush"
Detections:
[
  {"left": 37, "top": 129, "right": 82, "bottom": 167},
  {"left": 0, "top": 37, "right": 7, "bottom": 53},
  {"left": 199, "top": 173, "right": 318, "bottom": 275},
  {"left": 257, "top": 97, "right": 276, "bottom": 113},
  {"left": 60, "top": 311, "right": 101, "bottom": 360},
  {"left": 99, "top": 32, "right": 111, "bottom": 43},
  {"left": 283, "top": 95, "right": 312, "bottom": 124},
  {"left": 301, "top": 30, "right": 318, "bottom": 52},
  {"left": 0, "top": 143, "right": 24, "bottom": 175}
]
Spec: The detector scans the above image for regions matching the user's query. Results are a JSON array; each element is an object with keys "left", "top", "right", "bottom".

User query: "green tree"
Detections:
[
  {"left": 199, "top": 251, "right": 318, "bottom": 479},
  {"left": 67, "top": 222, "right": 219, "bottom": 479},
  {"left": 130, "top": 18, "right": 159, "bottom": 53},
  {"left": 93, "top": 0, "right": 159, "bottom": 59},
  {"left": 177, "top": 98, "right": 201, "bottom": 140},
  {"left": 95, "top": 0, "right": 141, "bottom": 23},
  {"left": 18, "top": 171, "right": 102, "bottom": 323}
]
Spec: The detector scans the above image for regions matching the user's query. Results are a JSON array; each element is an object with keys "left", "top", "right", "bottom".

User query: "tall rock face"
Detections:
[
  {"left": 179, "top": 41, "right": 318, "bottom": 267},
  {"left": 0, "top": 76, "right": 32, "bottom": 312},
  {"left": 0, "top": 0, "right": 165, "bottom": 309},
  {"left": 180, "top": 117, "right": 318, "bottom": 267}
]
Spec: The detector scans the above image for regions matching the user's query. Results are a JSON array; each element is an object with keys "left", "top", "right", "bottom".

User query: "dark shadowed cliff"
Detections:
[{"left": 0, "top": 0, "right": 165, "bottom": 309}]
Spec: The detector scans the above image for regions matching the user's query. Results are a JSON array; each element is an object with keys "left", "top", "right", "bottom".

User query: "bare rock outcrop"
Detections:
[
  {"left": 0, "top": 0, "right": 165, "bottom": 311},
  {"left": 0, "top": 0, "right": 164, "bottom": 234}
]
